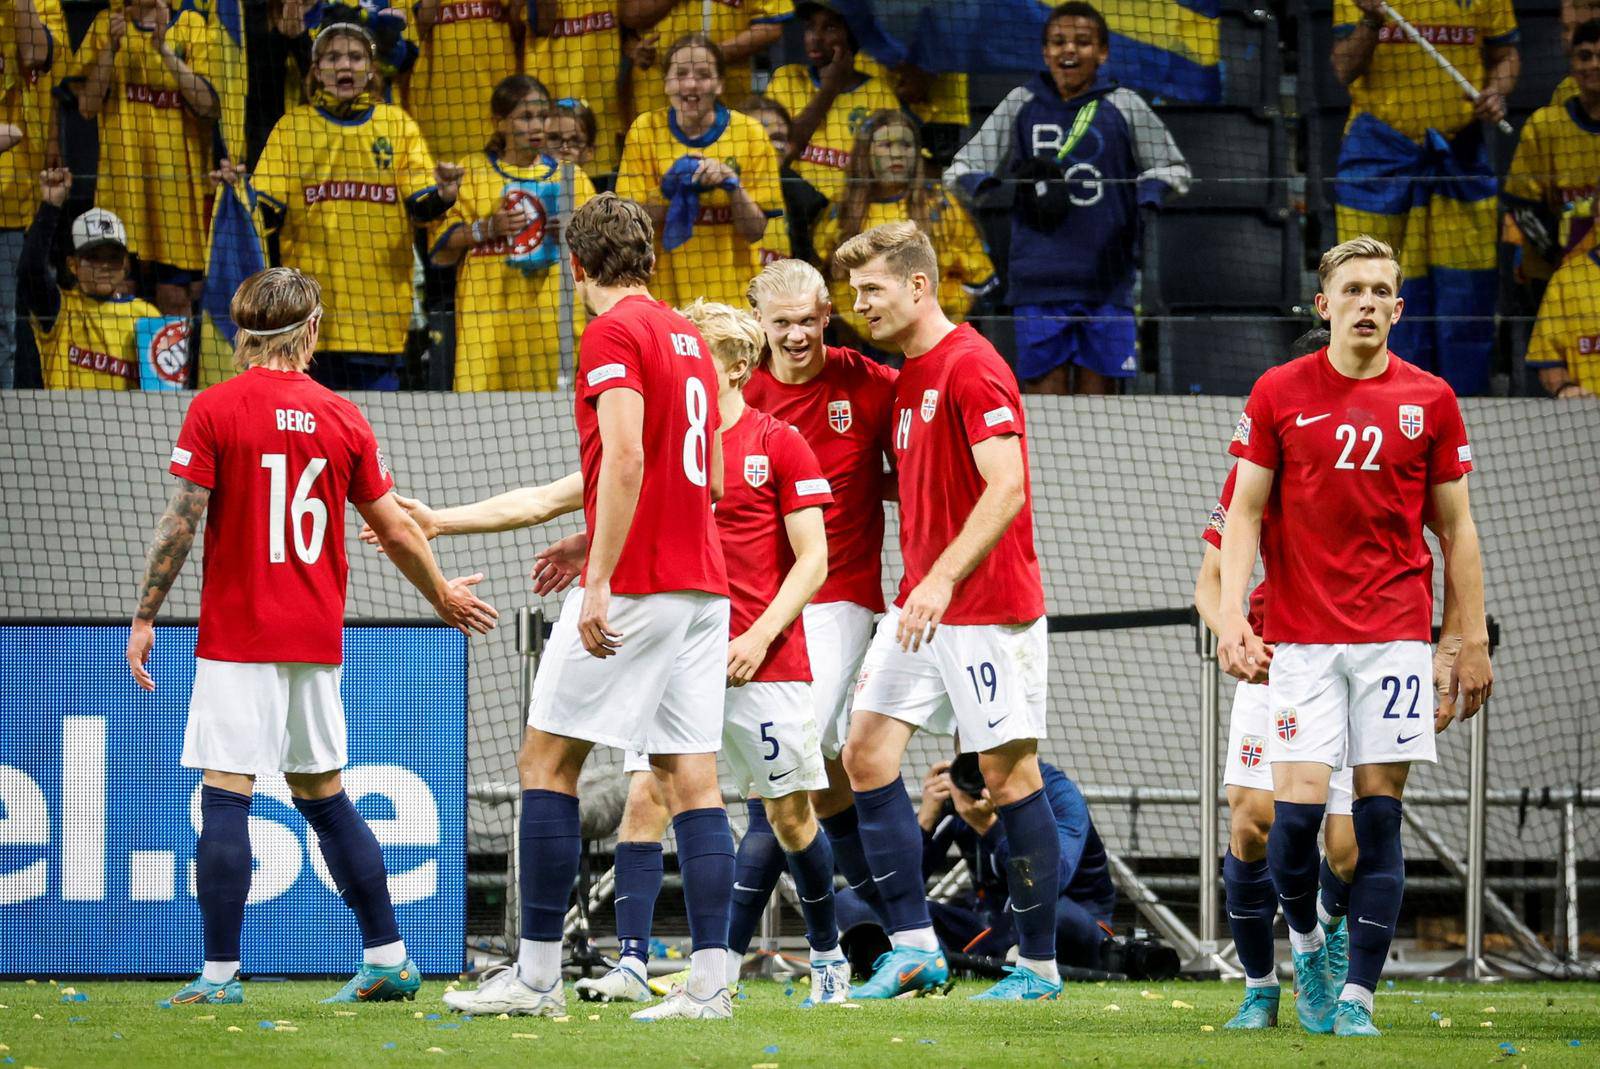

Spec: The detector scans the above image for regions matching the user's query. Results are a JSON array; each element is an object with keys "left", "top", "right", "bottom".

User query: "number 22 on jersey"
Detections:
[{"left": 261, "top": 453, "right": 329, "bottom": 564}]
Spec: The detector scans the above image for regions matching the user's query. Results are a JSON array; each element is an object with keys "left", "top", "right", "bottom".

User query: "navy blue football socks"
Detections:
[
  {"left": 852, "top": 782, "right": 932, "bottom": 933},
  {"left": 997, "top": 787, "right": 1063, "bottom": 962},
  {"left": 728, "top": 799, "right": 785, "bottom": 955},
  {"left": 197, "top": 785, "right": 252, "bottom": 965},
  {"left": 673, "top": 807, "right": 736, "bottom": 951},
  {"left": 1267, "top": 800, "right": 1326, "bottom": 936},
  {"left": 1347, "top": 796, "right": 1404, "bottom": 993},
  {"left": 1319, "top": 854, "right": 1351, "bottom": 921},
  {"left": 1222, "top": 849, "right": 1278, "bottom": 980},
  {"left": 520, "top": 789, "right": 581, "bottom": 942},
  {"left": 293, "top": 790, "right": 400, "bottom": 949},
  {"left": 785, "top": 829, "right": 840, "bottom": 955},
  {"left": 613, "top": 840, "right": 664, "bottom": 966},
  {"left": 819, "top": 805, "right": 888, "bottom": 924}
]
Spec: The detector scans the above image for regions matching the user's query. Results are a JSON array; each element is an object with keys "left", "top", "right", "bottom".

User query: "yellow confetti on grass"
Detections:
[
  {"left": 1172, "top": 1000, "right": 1194, "bottom": 1010},
  {"left": 276, "top": 1026, "right": 299, "bottom": 1033},
  {"left": 31, "top": 1014, "right": 42, "bottom": 1020},
  {"left": 1439, "top": 1018, "right": 1453, "bottom": 1028},
  {"left": 193, "top": 1015, "right": 215, "bottom": 1021},
  {"left": 334, "top": 1011, "right": 356, "bottom": 1018},
  {"left": 891, "top": 1037, "right": 903, "bottom": 1043},
  {"left": 226, "top": 1027, "right": 242, "bottom": 1033},
  {"left": 1480, "top": 1021, "right": 1494, "bottom": 1028},
  {"left": 1200, "top": 1025, "right": 1215, "bottom": 1032},
  {"left": 426, "top": 1047, "right": 445, "bottom": 1054},
  {"left": 1140, "top": 990, "right": 1162, "bottom": 1000},
  {"left": 552, "top": 1015, "right": 572, "bottom": 1023},
  {"left": 1103, "top": 1004, "right": 1121, "bottom": 1012},
  {"left": 497, "top": 1014, "right": 511, "bottom": 1021},
  {"left": 587, "top": 1014, "right": 600, "bottom": 1021},
  {"left": 1481, "top": 1006, "right": 1497, "bottom": 1013},
  {"left": 753, "top": 1063, "right": 780, "bottom": 1068},
  {"left": 511, "top": 1033, "right": 540, "bottom": 1040},
  {"left": 413, "top": 1011, "right": 425, "bottom": 1019}
]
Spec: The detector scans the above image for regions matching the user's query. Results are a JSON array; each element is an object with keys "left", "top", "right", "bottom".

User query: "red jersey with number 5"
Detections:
[
  {"left": 717, "top": 406, "right": 834, "bottom": 682},
  {"left": 575, "top": 295, "right": 728, "bottom": 597},
  {"left": 891, "top": 323, "right": 1044, "bottom": 625},
  {"left": 168, "top": 366, "right": 394, "bottom": 665},
  {"left": 1203, "top": 464, "right": 1270, "bottom": 637},
  {"left": 1228, "top": 349, "right": 1472, "bottom": 644},
  {"left": 744, "top": 346, "right": 898, "bottom": 611}
]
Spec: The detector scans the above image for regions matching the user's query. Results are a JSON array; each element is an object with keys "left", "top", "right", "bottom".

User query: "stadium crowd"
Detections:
[{"left": 0, "top": 0, "right": 1597, "bottom": 397}]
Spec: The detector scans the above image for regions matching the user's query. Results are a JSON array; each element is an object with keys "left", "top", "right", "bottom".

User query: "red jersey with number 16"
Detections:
[
  {"left": 717, "top": 406, "right": 834, "bottom": 682},
  {"left": 1228, "top": 349, "right": 1472, "bottom": 644},
  {"left": 575, "top": 294, "right": 728, "bottom": 597},
  {"left": 891, "top": 323, "right": 1044, "bottom": 625},
  {"left": 1203, "top": 464, "right": 1270, "bottom": 637},
  {"left": 744, "top": 346, "right": 898, "bottom": 611},
  {"left": 168, "top": 366, "right": 395, "bottom": 665}
]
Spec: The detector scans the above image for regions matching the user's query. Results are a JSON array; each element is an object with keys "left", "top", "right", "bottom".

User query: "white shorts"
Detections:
[
  {"left": 801, "top": 600, "right": 876, "bottom": 760},
  {"left": 851, "top": 607, "right": 1048, "bottom": 753},
  {"left": 182, "top": 658, "right": 346, "bottom": 775},
  {"left": 1225, "top": 681, "right": 1353, "bottom": 816},
  {"left": 1266, "top": 641, "right": 1438, "bottom": 771},
  {"left": 529, "top": 587, "right": 730, "bottom": 754},
  {"left": 622, "top": 682, "right": 828, "bottom": 800}
]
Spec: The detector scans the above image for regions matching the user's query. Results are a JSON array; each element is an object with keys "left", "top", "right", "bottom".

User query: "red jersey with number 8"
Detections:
[
  {"left": 169, "top": 366, "right": 395, "bottom": 665},
  {"left": 891, "top": 323, "right": 1044, "bottom": 625},
  {"left": 1228, "top": 349, "right": 1472, "bottom": 644},
  {"left": 575, "top": 295, "right": 728, "bottom": 597}
]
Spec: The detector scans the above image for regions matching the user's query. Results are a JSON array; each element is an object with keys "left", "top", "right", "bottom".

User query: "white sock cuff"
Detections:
[
  {"left": 1017, "top": 956, "right": 1060, "bottom": 984},
  {"left": 888, "top": 926, "right": 939, "bottom": 953},
  {"left": 1287, "top": 925, "right": 1325, "bottom": 955},
  {"left": 1339, "top": 982, "right": 1374, "bottom": 1011},
  {"left": 363, "top": 940, "right": 407, "bottom": 968},
  {"left": 1316, "top": 898, "right": 1339, "bottom": 928},
  {"left": 1244, "top": 974, "right": 1280, "bottom": 990},
  {"left": 202, "top": 960, "right": 239, "bottom": 984}
]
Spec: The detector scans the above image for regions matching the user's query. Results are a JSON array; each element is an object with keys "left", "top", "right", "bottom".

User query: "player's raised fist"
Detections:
[
  {"left": 39, "top": 167, "right": 71, "bottom": 207},
  {"left": 434, "top": 572, "right": 498, "bottom": 635}
]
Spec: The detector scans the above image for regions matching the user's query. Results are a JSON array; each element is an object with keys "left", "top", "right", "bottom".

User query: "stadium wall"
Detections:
[{"left": 3, "top": 392, "right": 1595, "bottom": 869}]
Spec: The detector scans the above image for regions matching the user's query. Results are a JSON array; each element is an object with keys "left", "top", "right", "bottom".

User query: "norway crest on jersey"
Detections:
[
  {"left": 828, "top": 399, "right": 852, "bottom": 433},
  {"left": 1398, "top": 403, "right": 1424, "bottom": 440},
  {"left": 920, "top": 389, "right": 939, "bottom": 422},
  {"left": 744, "top": 454, "right": 770, "bottom": 488}
]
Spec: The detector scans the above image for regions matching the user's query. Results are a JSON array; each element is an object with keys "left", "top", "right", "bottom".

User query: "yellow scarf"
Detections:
[{"left": 311, "top": 86, "right": 378, "bottom": 118}]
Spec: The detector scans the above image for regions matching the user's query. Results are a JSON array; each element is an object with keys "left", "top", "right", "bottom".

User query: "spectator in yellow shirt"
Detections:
[
  {"left": 813, "top": 110, "right": 994, "bottom": 353},
  {"left": 621, "top": 0, "right": 788, "bottom": 123},
  {"left": 1, "top": 0, "right": 66, "bottom": 387},
  {"left": 616, "top": 33, "right": 781, "bottom": 308},
  {"left": 20, "top": 168, "right": 160, "bottom": 390},
  {"left": 73, "top": 0, "right": 218, "bottom": 318},
  {"left": 546, "top": 97, "right": 599, "bottom": 171},
  {"left": 432, "top": 74, "right": 597, "bottom": 391},
  {"left": 410, "top": 0, "right": 521, "bottom": 161},
  {"left": 1527, "top": 244, "right": 1600, "bottom": 397}
]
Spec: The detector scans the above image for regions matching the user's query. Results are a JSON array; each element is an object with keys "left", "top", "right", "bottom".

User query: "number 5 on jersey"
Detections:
[{"left": 261, "top": 453, "right": 329, "bottom": 564}]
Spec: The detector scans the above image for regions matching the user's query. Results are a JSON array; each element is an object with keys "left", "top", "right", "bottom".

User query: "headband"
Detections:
[{"left": 237, "top": 307, "right": 321, "bottom": 338}]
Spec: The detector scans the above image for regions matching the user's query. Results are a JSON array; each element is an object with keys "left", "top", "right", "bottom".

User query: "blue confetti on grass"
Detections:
[
  {"left": 113, "top": 1033, "right": 124, "bottom": 1040},
  {"left": 737, "top": 992, "right": 748, "bottom": 1001},
  {"left": 61, "top": 992, "right": 88, "bottom": 1003},
  {"left": 1430, "top": 1012, "right": 1441, "bottom": 1021},
  {"left": 1572, "top": 1040, "right": 1583, "bottom": 1047},
  {"left": 3, "top": 1056, "right": 15, "bottom": 1064},
  {"left": 919, "top": 1039, "right": 937, "bottom": 1045},
  {"left": 783, "top": 986, "right": 795, "bottom": 997},
  {"left": 1499, "top": 1043, "right": 1516, "bottom": 1053},
  {"left": 259, "top": 1020, "right": 277, "bottom": 1030},
  {"left": 437, "top": 1022, "right": 460, "bottom": 1030},
  {"left": 424, "top": 1013, "right": 441, "bottom": 1021},
  {"left": 68, "top": 1015, "right": 86, "bottom": 1023},
  {"left": 382, "top": 1042, "right": 397, "bottom": 1051},
  {"left": 460, "top": 1015, "right": 473, "bottom": 1022},
  {"left": 764, "top": 1045, "right": 779, "bottom": 1054},
  {"left": 1385, "top": 980, "right": 1394, "bottom": 989}
]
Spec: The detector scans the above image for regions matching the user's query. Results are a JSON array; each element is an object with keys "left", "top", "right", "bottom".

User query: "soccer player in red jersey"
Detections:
[
  {"left": 443, "top": 193, "right": 737, "bottom": 1022},
  {"left": 1217, "top": 236, "right": 1493, "bottom": 1037},
  {"left": 125, "top": 268, "right": 497, "bottom": 1008},
  {"left": 829, "top": 222, "right": 1059, "bottom": 1002},
  {"left": 742, "top": 257, "right": 898, "bottom": 924}
]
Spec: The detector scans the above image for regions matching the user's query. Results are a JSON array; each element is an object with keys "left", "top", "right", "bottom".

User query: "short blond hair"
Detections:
[
  {"left": 679, "top": 299, "right": 765, "bottom": 389},
  {"left": 1317, "top": 235, "right": 1402, "bottom": 292},
  {"left": 831, "top": 220, "right": 939, "bottom": 288},
  {"left": 231, "top": 267, "right": 321, "bottom": 371},
  {"left": 746, "top": 258, "right": 829, "bottom": 312}
]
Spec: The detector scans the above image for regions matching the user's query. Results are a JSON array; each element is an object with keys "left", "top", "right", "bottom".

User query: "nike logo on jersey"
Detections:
[
  {"left": 768, "top": 767, "right": 797, "bottom": 782},
  {"left": 1396, "top": 732, "right": 1422, "bottom": 745},
  {"left": 1295, "top": 413, "right": 1332, "bottom": 426},
  {"left": 1356, "top": 916, "right": 1388, "bottom": 929},
  {"left": 987, "top": 715, "right": 1010, "bottom": 729}
]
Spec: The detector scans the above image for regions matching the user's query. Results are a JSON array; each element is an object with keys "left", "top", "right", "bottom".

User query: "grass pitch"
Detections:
[{"left": 1, "top": 977, "right": 1596, "bottom": 1069}]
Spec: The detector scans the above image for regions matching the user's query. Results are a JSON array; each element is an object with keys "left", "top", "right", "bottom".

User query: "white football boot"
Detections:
[
  {"left": 575, "top": 964, "right": 652, "bottom": 1003},
  {"left": 629, "top": 984, "right": 732, "bottom": 1021},
  {"left": 442, "top": 964, "right": 566, "bottom": 1016},
  {"left": 802, "top": 958, "right": 852, "bottom": 1006}
]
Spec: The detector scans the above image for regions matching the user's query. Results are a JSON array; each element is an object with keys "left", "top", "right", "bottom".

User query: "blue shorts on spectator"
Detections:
[{"left": 1013, "top": 301, "right": 1137, "bottom": 382}]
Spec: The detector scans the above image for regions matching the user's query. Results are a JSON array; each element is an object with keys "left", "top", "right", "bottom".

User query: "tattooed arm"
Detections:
[{"left": 127, "top": 478, "right": 211, "bottom": 691}]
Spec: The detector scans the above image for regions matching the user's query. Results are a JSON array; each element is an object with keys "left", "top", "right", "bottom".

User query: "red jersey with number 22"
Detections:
[
  {"left": 1203, "top": 465, "right": 1269, "bottom": 637},
  {"left": 744, "top": 346, "right": 898, "bottom": 611},
  {"left": 892, "top": 323, "right": 1044, "bottom": 625},
  {"left": 718, "top": 407, "right": 835, "bottom": 682},
  {"left": 168, "top": 367, "right": 395, "bottom": 665},
  {"left": 575, "top": 295, "right": 727, "bottom": 597},
  {"left": 1229, "top": 349, "right": 1472, "bottom": 644}
]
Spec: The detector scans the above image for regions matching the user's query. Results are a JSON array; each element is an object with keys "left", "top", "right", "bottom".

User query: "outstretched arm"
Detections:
[
  {"left": 355, "top": 492, "right": 499, "bottom": 635},
  {"left": 359, "top": 473, "right": 584, "bottom": 544},
  {"left": 127, "top": 479, "right": 212, "bottom": 690}
]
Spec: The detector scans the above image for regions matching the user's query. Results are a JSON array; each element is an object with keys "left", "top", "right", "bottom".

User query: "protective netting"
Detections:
[{"left": 3, "top": 0, "right": 1599, "bottom": 949}]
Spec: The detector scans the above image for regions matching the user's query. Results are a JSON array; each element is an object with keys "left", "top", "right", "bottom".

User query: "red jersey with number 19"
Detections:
[
  {"left": 1229, "top": 349, "right": 1472, "bottom": 644},
  {"left": 1203, "top": 465, "right": 1270, "bottom": 637},
  {"left": 575, "top": 295, "right": 728, "bottom": 597},
  {"left": 718, "top": 406, "right": 835, "bottom": 682},
  {"left": 743, "top": 346, "right": 898, "bottom": 611},
  {"left": 168, "top": 367, "right": 395, "bottom": 665},
  {"left": 891, "top": 323, "right": 1044, "bottom": 625}
]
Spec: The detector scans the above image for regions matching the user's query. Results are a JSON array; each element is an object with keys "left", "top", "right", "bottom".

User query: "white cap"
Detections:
[{"left": 71, "top": 208, "right": 127, "bottom": 254}]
